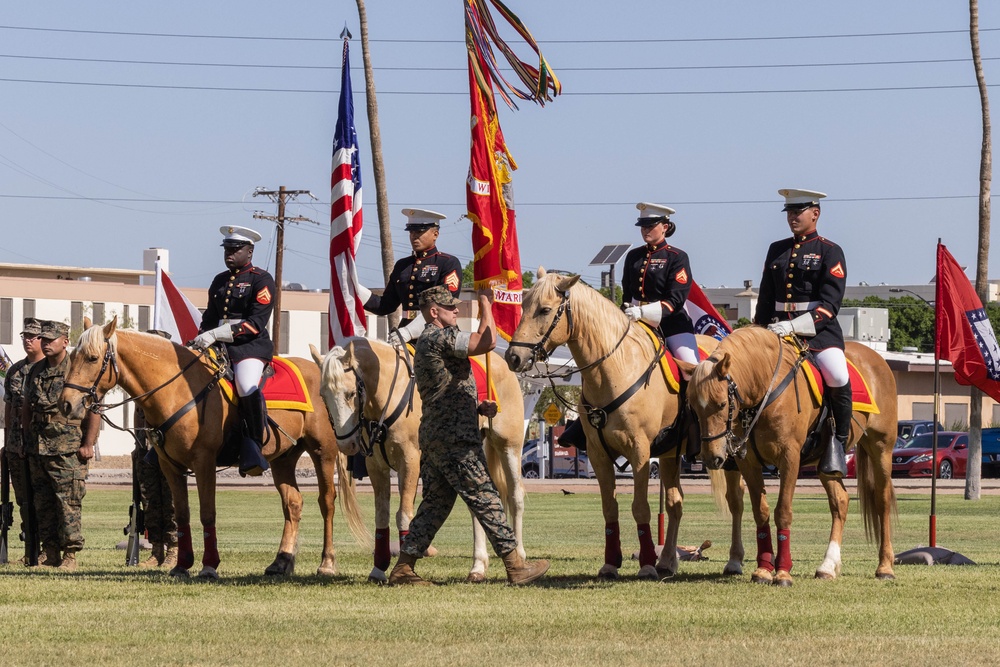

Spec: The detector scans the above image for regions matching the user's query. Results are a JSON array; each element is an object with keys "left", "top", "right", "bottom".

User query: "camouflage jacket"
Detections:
[
  {"left": 3, "top": 357, "right": 36, "bottom": 456},
  {"left": 414, "top": 324, "right": 479, "bottom": 448},
  {"left": 23, "top": 355, "right": 83, "bottom": 456}
]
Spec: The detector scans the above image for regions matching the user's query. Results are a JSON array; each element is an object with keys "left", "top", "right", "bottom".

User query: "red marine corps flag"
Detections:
[
  {"left": 465, "top": 0, "right": 560, "bottom": 340},
  {"left": 935, "top": 242, "right": 1000, "bottom": 402}
]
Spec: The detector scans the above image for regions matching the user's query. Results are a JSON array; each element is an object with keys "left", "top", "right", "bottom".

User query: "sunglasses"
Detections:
[{"left": 20, "top": 333, "right": 40, "bottom": 340}]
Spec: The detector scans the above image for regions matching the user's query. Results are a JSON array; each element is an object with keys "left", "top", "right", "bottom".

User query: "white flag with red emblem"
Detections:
[{"left": 153, "top": 261, "right": 201, "bottom": 344}]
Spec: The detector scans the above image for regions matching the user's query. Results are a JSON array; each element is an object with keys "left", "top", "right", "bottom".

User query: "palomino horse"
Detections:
[
  {"left": 312, "top": 337, "right": 527, "bottom": 583},
  {"left": 60, "top": 319, "right": 368, "bottom": 579},
  {"left": 505, "top": 269, "right": 745, "bottom": 580},
  {"left": 680, "top": 326, "right": 898, "bottom": 585}
]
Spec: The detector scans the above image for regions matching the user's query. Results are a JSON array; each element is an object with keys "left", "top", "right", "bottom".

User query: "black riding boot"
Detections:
[
  {"left": 238, "top": 391, "right": 270, "bottom": 477},
  {"left": 819, "top": 383, "right": 852, "bottom": 477}
]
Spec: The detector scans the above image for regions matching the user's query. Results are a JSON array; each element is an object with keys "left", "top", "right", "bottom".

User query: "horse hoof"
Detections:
[
  {"left": 636, "top": 565, "right": 659, "bottom": 581},
  {"left": 169, "top": 567, "right": 190, "bottom": 579},
  {"left": 317, "top": 565, "right": 337, "bottom": 577},
  {"left": 197, "top": 566, "right": 220, "bottom": 581},
  {"left": 722, "top": 562, "right": 744, "bottom": 576},
  {"left": 597, "top": 565, "right": 619, "bottom": 580},
  {"left": 875, "top": 571, "right": 896, "bottom": 581},
  {"left": 264, "top": 552, "right": 295, "bottom": 577},
  {"left": 466, "top": 572, "right": 487, "bottom": 584},
  {"left": 773, "top": 571, "right": 793, "bottom": 587},
  {"left": 654, "top": 566, "right": 675, "bottom": 580},
  {"left": 814, "top": 570, "right": 836, "bottom": 580},
  {"left": 367, "top": 567, "right": 387, "bottom": 585},
  {"left": 751, "top": 569, "right": 773, "bottom": 585}
]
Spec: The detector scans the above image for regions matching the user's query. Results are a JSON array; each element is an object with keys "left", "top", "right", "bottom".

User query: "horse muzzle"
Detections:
[{"left": 504, "top": 346, "right": 533, "bottom": 373}]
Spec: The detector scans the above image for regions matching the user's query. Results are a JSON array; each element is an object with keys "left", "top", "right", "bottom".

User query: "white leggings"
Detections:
[
  {"left": 666, "top": 332, "right": 700, "bottom": 365},
  {"left": 813, "top": 347, "right": 849, "bottom": 388},
  {"left": 234, "top": 358, "right": 266, "bottom": 396}
]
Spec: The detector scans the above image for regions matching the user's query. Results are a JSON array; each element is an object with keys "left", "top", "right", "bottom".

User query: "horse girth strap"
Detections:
[{"left": 155, "top": 378, "right": 221, "bottom": 437}]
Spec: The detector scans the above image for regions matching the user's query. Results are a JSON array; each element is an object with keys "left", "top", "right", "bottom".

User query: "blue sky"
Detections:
[{"left": 1, "top": 1, "right": 997, "bottom": 293}]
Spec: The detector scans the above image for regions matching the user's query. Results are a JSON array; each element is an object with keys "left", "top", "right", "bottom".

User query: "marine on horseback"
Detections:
[
  {"left": 754, "top": 188, "right": 851, "bottom": 478},
  {"left": 190, "top": 225, "right": 273, "bottom": 477}
]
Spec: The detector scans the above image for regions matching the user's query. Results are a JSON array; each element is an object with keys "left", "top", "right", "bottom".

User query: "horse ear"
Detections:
[
  {"left": 83, "top": 316, "right": 93, "bottom": 331},
  {"left": 101, "top": 317, "right": 117, "bottom": 339},
  {"left": 714, "top": 352, "right": 731, "bottom": 379},
  {"left": 554, "top": 273, "right": 581, "bottom": 293},
  {"left": 677, "top": 359, "right": 697, "bottom": 376},
  {"left": 537, "top": 266, "right": 547, "bottom": 279},
  {"left": 309, "top": 344, "right": 323, "bottom": 367}
]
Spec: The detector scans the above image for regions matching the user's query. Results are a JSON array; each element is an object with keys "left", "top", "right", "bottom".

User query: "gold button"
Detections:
[
  {"left": 786, "top": 294, "right": 792, "bottom": 298},
  {"left": 794, "top": 244, "right": 800, "bottom": 249},
  {"left": 787, "top": 274, "right": 793, "bottom": 279},
  {"left": 786, "top": 283, "right": 792, "bottom": 288},
  {"left": 791, "top": 253, "right": 797, "bottom": 258}
]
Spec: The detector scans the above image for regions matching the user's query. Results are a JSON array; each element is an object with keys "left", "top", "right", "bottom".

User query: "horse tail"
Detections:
[
  {"left": 856, "top": 443, "right": 897, "bottom": 543},
  {"left": 485, "top": 442, "right": 510, "bottom": 511},
  {"left": 335, "top": 451, "right": 372, "bottom": 549},
  {"left": 707, "top": 468, "right": 729, "bottom": 515}
]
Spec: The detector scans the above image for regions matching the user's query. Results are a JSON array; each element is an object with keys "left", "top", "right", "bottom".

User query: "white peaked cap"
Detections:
[
  {"left": 219, "top": 225, "right": 263, "bottom": 246},
  {"left": 401, "top": 208, "right": 447, "bottom": 229},
  {"left": 635, "top": 202, "right": 676, "bottom": 218},
  {"left": 778, "top": 189, "right": 827, "bottom": 207}
]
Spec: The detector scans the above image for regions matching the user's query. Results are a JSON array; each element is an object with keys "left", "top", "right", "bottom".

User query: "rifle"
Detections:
[
  {"left": 124, "top": 447, "right": 145, "bottom": 566},
  {"left": 0, "top": 448, "right": 12, "bottom": 564},
  {"left": 22, "top": 455, "right": 38, "bottom": 566}
]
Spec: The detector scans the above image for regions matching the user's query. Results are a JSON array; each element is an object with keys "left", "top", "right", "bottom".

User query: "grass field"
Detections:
[{"left": 1, "top": 487, "right": 998, "bottom": 667}]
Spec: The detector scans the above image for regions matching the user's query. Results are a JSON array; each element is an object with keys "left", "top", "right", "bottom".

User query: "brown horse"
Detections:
[
  {"left": 60, "top": 318, "right": 368, "bottom": 579},
  {"left": 311, "top": 337, "right": 526, "bottom": 583},
  {"left": 505, "top": 269, "right": 745, "bottom": 580},
  {"left": 680, "top": 325, "right": 898, "bottom": 585}
]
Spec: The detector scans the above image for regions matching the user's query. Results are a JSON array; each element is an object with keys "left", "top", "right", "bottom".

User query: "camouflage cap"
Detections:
[
  {"left": 39, "top": 320, "right": 69, "bottom": 339},
  {"left": 419, "top": 285, "right": 461, "bottom": 308},
  {"left": 21, "top": 317, "right": 43, "bottom": 336}
]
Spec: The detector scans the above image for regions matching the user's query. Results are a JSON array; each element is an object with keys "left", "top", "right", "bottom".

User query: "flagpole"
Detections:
[{"left": 930, "top": 238, "right": 942, "bottom": 547}]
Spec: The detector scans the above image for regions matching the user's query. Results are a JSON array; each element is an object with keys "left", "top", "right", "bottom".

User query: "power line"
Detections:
[
  {"left": 0, "top": 76, "right": 992, "bottom": 95},
  {"left": 0, "top": 24, "right": 995, "bottom": 43}
]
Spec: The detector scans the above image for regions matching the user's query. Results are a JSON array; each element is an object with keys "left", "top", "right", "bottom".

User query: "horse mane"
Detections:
[
  {"left": 530, "top": 273, "right": 631, "bottom": 354},
  {"left": 77, "top": 323, "right": 117, "bottom": 359},
  {"left": 320, "top": 345, "right": 351, "bottom": 394},
  {"left": 693, "top": 325, "right": 791, "bottom": 401}
]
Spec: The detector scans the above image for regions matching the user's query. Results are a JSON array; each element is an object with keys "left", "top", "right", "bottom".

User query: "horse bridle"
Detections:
[
  {"left": 63, "top": 343, "right": 119, "bottom": 410},
  {"left": 507, "top": 288, "right": 573, "bottom": 365},
  {"left": 332, "top": 366, "right": 366, "bottom": 442}
]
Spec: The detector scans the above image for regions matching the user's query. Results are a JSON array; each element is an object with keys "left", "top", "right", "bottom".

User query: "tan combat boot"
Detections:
[
  {"left": 161, "top": 544, "right": 179, "bottom": 569},
  {"left": 58, "top": 552, "right": 78, "bottom": 571},
  {"left": 388, "top": 552, "right": 433, "bottom": 586},
  {"left": 140, "top": 543, "right": 165, "bottom": 568},
  {"left": 41, "top": 546, "right": 61, "bottom": 568},
  {"left": 501, "top": 551, "right": 550, "bottom": 586}
]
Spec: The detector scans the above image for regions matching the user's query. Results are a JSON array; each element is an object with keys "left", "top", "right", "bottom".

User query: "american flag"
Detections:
[{"left": 328, "top": 35, "right": 366, "bottom": 346}]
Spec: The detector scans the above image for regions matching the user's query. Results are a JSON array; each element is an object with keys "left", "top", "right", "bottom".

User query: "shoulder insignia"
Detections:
[
  {"left": 675, "top": 268, "right": 689, "bottom": 284},
  {"left": 830, "top": 262, "right": 845, "bottom": 279},
  {"left": 256, "top": 286, "right": 272, "bottom": 304},
  {"left": 444, "top": 270, "right": 460, "bottom": 291}
]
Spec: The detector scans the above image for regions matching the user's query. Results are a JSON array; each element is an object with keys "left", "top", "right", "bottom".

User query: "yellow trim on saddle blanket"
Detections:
[
  {"left": 802, "top": 360, "right": 879, "bottom": 414},
  {"left": 404, "top": 342, "right": 500, "bottom": 411},
  {"left": 219, "top": 357, "right": 314, "bottom": 412}
]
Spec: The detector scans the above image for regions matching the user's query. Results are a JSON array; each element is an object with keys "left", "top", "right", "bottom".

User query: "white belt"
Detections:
[
  {"left": 775, "top": 301, "right": 819, "bottom": 312},
  {"left": 220, "top": 318, "right": 242, "bottom": 326}
]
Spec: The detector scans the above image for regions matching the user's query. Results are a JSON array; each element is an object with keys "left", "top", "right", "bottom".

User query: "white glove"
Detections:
[
  {"left": 191, "top": 324, "right": 234, "bottom": 350},
  {"left": 768, "top": 313, "right": 816, "bottom": 337},
  {"left": 625, "top": 302, "right": 663, "bottom": 326},
  {"left": 388, "top": 313, "right": 426, "bottom": 346},
  {"left": 356, "top": 284, "right": 373, "bottom": 304}
]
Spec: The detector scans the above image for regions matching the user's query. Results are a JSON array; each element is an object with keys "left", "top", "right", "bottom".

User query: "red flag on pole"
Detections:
[
  {"left": 154, "top": 261, "right": 201, "bottom": 344},
  {"left": 684, "top": 281, "right": 733, "bottom": 340},
  {"left": 467, "top": 36, "right": 522, "bottom": 340},
  {"left": 935, "top": 242, "right": 1000, "bottom": 402}
]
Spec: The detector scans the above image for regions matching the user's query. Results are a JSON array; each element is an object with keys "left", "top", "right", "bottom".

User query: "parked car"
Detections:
[
  {"left": 980, "top": 428, "right": 1000, "bottom": 478},
  {"left": 891, "top": 431, "right": 968, "bottom": 479},
  {"left": 521, "top": 440, "right": 589, "bottom": 479},
  {"left": 798, "top": 448, "right": 858, "bottom": 478},
  {"left": 897, "top": 419, "right": 944, "bottom": 442},
  {"left": 584, "top": 454, "right": 703, "bottom": 479}
]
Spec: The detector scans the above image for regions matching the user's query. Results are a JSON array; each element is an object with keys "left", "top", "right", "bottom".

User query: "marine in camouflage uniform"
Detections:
[
  {"left": 22, "top": 320, "right": 99, "bottom": 570},
  {"left": 2, "top": 318, "right": 44, "bottom": 560},
  {"left": 390, "top": 286, "right": 548, "bottom": 586},
  {"left": 134, "top": 406, "right": 178, "bottom": 568}
]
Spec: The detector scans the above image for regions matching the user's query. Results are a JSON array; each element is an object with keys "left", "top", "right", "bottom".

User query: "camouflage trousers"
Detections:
[
  {"left": 134, "top": 449, "right": 177, "bottom": 546},
  {"left": 2, "top": 449, "right": 33, "bottom": 540},
  {"left": 28, "top": 453, "right": 87, "bottom": 553},
  {"left": 401, "top": 442, "right": 517, "bottom": 559}
]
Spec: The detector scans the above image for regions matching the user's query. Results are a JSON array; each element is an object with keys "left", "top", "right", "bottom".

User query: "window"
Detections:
[
  {"left": 320, "top": 313, "right": 330, "bottom": 354},
  {"left": 0, "top": 298, "right": 11, "bottom": 345},
  {"left": 23, "top": 299, "right": 36, "bottom": 319},
  {"left": 911, "top": 402, "right": 934, "bottom": 421},
  {"left": 123, "top": 304, "right": 130, "bottom": 329},
  {"left": 944, "top": 403, "right": 967, "bottom": 430},
  {"left": 71, "top": 302, "right": 83, "bottom": 334},
  {"left": 992, "top": 404, "right": 1000, "bottom": 427},
  {"left": 138, "top": 305, "right": 150, "bottom": 332},
  {"left": 92, "top": 302, "right": 105, "bottom": 325},
  {"left": 279, "top": 310, "right": 290, "bottom": 355}
]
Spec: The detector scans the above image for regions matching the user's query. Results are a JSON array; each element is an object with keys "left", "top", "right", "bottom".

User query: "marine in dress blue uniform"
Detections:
[
  {"left": 753, "top": 189, "right": 852, "bottom": 477},
  {"left": 191, "top": 225, "right": 273, "bottom": 477}
]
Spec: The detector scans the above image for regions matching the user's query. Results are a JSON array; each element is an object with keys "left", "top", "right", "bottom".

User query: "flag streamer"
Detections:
[{"left": 154, "top": 261, "right": 201, "bottom": 344}]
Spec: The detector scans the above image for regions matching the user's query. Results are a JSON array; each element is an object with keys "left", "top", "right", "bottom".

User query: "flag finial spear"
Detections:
[{"left": 340, "top": 24, "right": 352, "bottom": 40}]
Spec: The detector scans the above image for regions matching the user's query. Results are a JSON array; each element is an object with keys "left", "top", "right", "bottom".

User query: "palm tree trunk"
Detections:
[
  {"left": 967, "top": 0, "right": 991, "bottom": 500},
  {"left": 355, "top": 0, "right": 398, "bottom": 327}
]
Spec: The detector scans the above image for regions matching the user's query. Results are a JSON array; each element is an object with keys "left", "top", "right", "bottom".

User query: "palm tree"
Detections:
[{"left": 967, "top": 0, "right": 991, "bottom": 500}]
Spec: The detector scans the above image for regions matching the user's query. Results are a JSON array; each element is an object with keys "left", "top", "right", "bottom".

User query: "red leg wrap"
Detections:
[
  {"left": 756, "top": 523, "right": 775, "bottom": 572},
  {"left": 775, "top": 529, "right": 792, "bottom": 572},
  {"left": 605, "top": 521, "right": 623, "bottom": 568},
  {"left": 637, "top": 523, "right": 656, "bottom": 568},
  {"left": 177, "top": 523, "right": 194, "bottom": 570},
  {"left": 202, "top": 525, "right": 220, "bottom": 569},
  {"left": 374, "top": 529, "right": 391, "bottom": 572}
]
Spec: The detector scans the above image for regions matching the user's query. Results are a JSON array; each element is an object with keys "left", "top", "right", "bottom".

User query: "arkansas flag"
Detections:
[
  {"left": 684, "top": 281, "right": 732, "bottom": 341},
  {"left": 467, "top": 34, "right": 522, "bottom": 340},
  {"left": 154, "top": 261, "right": 201, "bottom": 344},
  {"left": 328, "top": 33, "right": 366, "bottom": 346},
  {"left": 936, "top": 242, "right": 1000, "bottom": 402}
]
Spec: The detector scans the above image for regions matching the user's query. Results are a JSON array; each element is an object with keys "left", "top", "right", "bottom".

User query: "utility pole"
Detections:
[{"left": 253, "top": 186, "right": 315, "bottom": 355}]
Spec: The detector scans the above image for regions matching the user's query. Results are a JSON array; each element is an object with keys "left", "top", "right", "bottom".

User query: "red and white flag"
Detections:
[
  {"left": 328, "top": 35, "right": 366, "bottom": 346},
  {"left": 684, "top": 281, "right": 732, "bottom": 340},
  {"left": 935, "top": 242, "right": 1000, "bottom": 402},
  {"left": 154, "top": 261, "right": 201, "bottom": 344}
]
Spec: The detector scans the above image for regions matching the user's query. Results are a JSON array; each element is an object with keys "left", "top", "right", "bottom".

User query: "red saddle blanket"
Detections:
[
  {"left": 220, "top": 357, "right": 314, "bottom": 412},
  {"left": 802, "top": 359, "right": 878, "bottom": 414},
  {"left": 637, "top": 322, "right": 710, "bottom": 393}
]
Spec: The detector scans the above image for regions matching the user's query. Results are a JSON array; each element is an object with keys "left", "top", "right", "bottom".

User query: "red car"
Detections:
[{"left": 891, "top": 431, "right": 968, "bottom": 479}]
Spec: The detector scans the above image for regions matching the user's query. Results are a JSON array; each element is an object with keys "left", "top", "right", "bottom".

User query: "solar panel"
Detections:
[{"left": 589, "top": 244, "right": 631, "bottom": 265}]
